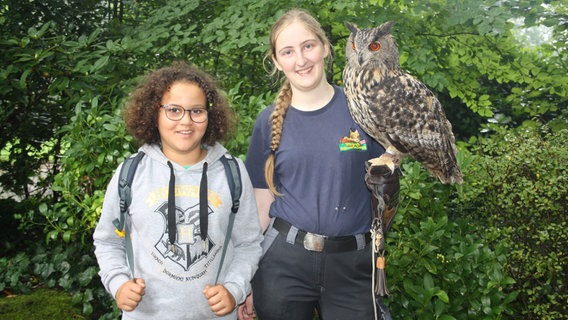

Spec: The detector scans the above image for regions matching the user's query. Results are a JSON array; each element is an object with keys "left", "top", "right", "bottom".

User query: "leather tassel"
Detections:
[{"left": 375, "top": 256, "right": 389, "bottom": 296}]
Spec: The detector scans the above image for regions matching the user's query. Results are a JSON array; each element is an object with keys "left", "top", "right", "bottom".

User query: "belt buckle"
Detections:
[{"left": 303, "top": 232, "right": 326, "bottom": 252}]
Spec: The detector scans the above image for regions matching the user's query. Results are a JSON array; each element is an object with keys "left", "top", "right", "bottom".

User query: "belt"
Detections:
[{"left": 273, "top": 218, "right": 371, "bottom": 253}]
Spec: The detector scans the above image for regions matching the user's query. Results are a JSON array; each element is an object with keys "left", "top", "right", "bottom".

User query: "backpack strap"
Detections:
[
  {"left": 220, "top": 153, "right": 242, "bottom": 213},
  {"left": 112, "top": 151, "right": 145, "bottom": 278},
  {"left": 111, "top": 151, "right": 240, "bottom": 282},
  {"left": 215, "top": 153, "right": 242, "bottom": 284}
]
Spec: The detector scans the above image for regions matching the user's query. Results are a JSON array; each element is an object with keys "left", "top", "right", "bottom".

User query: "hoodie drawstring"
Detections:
[
  {"left": 166, "top": 161, "right": 209, "bottom": 249},
  {"left": 199, "top": 162, "right": 208, "bottom": 241},
  {"left": 166, "top": 161, "right": 176, "bottom": 250}
]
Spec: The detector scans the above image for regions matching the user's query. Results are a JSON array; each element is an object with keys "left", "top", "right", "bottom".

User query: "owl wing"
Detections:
[{"left": 370, "top": 72, "right": 463, "bottom": 184}]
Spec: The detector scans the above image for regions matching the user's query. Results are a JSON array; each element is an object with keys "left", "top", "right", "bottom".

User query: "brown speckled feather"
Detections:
[{"left": 343, "top": 21, "right": 463, "bottom": 184}]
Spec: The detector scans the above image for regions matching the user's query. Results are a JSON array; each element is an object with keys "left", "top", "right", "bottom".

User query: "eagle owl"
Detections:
[{"left": 343, "top": 21, "right": 463, "bottom": 184}]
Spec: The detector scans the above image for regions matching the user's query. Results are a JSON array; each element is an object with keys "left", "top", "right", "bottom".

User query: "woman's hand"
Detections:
[{"left": 237, "top": 293, "right": 256, "bottom": 320}]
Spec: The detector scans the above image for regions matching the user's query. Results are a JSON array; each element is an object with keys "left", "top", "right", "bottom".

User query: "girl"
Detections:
[{"left": 94, "top": 61, "right": 262, "bottom": 319}]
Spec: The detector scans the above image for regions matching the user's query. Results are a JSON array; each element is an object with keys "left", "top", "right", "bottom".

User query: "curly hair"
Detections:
[{"left": 123, "top": 61, "right": 235, "bottom": 146}]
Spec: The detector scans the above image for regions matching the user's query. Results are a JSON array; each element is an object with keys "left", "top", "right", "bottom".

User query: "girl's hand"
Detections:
[
  {"left": 115, "top": 278, "right": 146, "bottom": 311},
  {"left": 203, "top": 284, "right": 236, "bottom": 316}
]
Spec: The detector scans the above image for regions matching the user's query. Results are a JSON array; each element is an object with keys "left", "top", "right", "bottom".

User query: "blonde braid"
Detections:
[{"left": 264, "top": 80, "right": 292, "bottom": 196}]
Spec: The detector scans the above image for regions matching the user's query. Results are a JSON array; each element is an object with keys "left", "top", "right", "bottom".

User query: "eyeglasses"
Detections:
[{"left": 161, "top": 104, "right": 208, "bottom": 123}]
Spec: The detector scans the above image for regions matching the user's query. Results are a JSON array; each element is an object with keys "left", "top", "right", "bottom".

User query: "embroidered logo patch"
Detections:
[{"left": 339, "top": 128, "right": 367, "bottom": 151}]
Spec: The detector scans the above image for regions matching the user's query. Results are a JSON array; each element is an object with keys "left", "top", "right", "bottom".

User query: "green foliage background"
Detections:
[
  {"left": 453, "top": 126, "right": 568, "bottom": 319},
  {"left": 1, "top": 0, "right": 567, "bottom": 319}
]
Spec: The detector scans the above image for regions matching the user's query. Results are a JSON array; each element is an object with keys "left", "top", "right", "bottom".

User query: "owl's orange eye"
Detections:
[
  {"left": 369, "top": 42, "right": 381, "bottom": 51},
  {"left": 351, "top": 41, "right": 356, "bottom": 50}
]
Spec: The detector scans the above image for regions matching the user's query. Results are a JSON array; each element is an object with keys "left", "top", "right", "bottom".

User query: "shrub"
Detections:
[
  {"left": 384, "top": 160, "right": 517, "bottom": 319},
  {"left": 0, "top": 240, "right": 115, "bottom": 318},
  {"left": 453, "top": 125, "right": 568, "bottom": 319}
]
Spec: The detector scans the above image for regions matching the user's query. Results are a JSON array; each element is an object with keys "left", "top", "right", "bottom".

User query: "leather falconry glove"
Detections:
[
  {"left": 365, "top": 162, "right": 401, "bottom": 235},
  {"left": 365, "top": 161, "right": 401, "bottom": 297}
]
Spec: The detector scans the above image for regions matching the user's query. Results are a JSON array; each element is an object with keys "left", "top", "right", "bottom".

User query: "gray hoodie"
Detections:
[{"left": 94, "top": 142, "right": 263, "bottom": 319}]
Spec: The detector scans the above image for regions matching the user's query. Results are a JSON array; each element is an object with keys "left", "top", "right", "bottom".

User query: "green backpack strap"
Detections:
[
  {"left": 215, "top": 153, "right": 242, "bottom": 284},
  {"left": 112, "top": 151, "right": 145, "bottom": 278}
]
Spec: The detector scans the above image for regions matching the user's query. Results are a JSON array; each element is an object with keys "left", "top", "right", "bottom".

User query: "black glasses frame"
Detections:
[{"left": 161, "top": 104, "right": 208, "bottom": 123}]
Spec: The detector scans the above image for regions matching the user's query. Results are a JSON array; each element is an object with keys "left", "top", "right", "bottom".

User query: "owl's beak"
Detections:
[{"left": 357, "top": 53, "right": 364, "bottom": 66}]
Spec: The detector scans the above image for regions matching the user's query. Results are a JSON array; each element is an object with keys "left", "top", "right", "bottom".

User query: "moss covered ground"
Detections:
[{"left": 0, "top": 288, "right": 84, "bottom": 319}]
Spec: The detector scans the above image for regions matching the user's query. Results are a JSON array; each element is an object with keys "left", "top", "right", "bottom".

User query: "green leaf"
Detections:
[
  {"left": 422, "top": 258, "right": 438, "bottom": 274},
  {"left": 38, "top": 203, "right": 48, "bottom": 214},
  {"left": 18, "top": 69, "right": 31, "bottom": 89},
  {"left": 435, "top": 290, "right": 450, "bottom": 303},
  {"left": 62, "top": 231, "right": 72, "bottom": 243},
  {"left": 90, "top": 56, "right": 109, "bottom": 73},
  {"left": 46, "top": 230, "right": 59, "bottom": 242},
  {"left": 423, "top": 273, "right": 434, "bottom": 290}
]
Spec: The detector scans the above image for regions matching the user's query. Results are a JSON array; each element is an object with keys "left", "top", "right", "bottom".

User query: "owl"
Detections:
[{"left": 343, "top": 21, "right": 463, "bottom": 184}]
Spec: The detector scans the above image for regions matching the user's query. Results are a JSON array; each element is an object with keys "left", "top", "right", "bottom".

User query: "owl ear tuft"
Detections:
[
  {"left": 380, "top": 21, "right": 397, "bottom": 34},
  {"left": 344, "top": 21, "right": 359, "bottom": 34}
]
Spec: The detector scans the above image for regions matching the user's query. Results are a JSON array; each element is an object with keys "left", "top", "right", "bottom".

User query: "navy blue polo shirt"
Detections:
[{"left": 245, "top": 86, "right": 384, "bottom": 236}]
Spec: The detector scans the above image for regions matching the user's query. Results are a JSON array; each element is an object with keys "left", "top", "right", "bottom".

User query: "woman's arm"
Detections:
[{"left": 253, "top": 188, "right": 274, "bottom": 232}]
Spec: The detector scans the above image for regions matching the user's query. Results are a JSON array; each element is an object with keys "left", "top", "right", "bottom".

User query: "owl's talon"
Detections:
[{"left": 368, "top": 154, "right": 398, "bottom": 174}]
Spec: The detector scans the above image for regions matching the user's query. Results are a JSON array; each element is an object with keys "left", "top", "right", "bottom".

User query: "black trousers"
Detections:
[{"left": 252, "top": 227, "right": 383, "bottom": 320}]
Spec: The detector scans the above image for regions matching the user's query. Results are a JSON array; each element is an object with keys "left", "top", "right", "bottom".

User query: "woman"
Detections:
[
  {"left": 94, "top": 61, "right": 262, "bottom": 319},
  {"left": 240, "top": 8, "right": 391, "bottom": 320}
]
